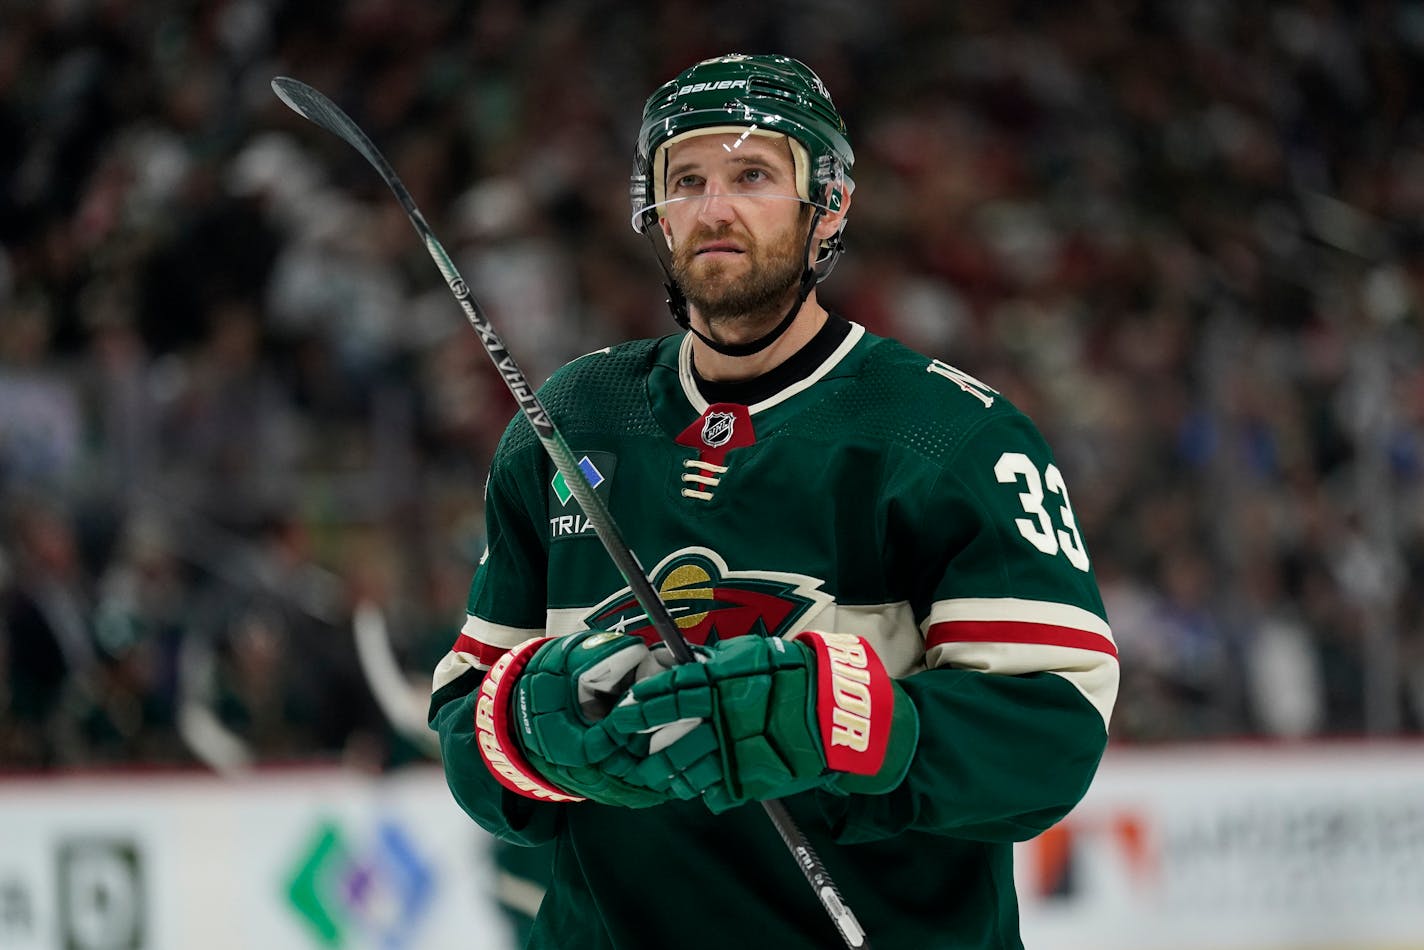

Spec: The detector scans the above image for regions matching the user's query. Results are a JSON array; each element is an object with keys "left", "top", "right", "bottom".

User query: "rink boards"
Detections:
[{"left": 1, "top": 744, "right": 1421, "bottom": 950}]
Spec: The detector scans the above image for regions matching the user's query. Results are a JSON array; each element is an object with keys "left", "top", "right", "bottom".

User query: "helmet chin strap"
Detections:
[{"left": 654, "top": 206, "right": 826, "bottom": 358}]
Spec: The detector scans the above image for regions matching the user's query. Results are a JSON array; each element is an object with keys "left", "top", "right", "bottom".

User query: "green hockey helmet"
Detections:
[{"left": 629, "top": 53, "right": 855, "bottom": 235}]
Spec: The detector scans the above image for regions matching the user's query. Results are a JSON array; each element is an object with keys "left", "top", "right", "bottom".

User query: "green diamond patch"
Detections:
[{"left": 552, "top": 456, "right": 607, "bottom": 507}]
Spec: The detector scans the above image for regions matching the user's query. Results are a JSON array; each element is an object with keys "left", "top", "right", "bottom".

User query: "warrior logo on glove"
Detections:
[{"left": 798, "top": 630, "right": 894, "bottom": 773}]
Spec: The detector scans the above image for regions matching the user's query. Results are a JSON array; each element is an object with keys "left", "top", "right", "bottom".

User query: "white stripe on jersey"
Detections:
[
  {"left": 444, "top": 596, "right": 1118, "bottom": 729},
  {"left": 925, "top": 640, "right": 1119, "bottom": 729},
  {"left": 431, "top": 616, "right": 547, "bottom": 693},
  {"left": 922, "top": 596, "right": 1118, "bottom": 729},
  {"left": 461, "top": 614, "right": 547, "bottom": 649},
  {"left": 432, "top": 649, "right": 481, "bottom": 693},
  {"left": 549, "top": 599, "right": 925, "bottom": 676}
]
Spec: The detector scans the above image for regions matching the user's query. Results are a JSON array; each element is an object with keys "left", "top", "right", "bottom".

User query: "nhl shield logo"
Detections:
[
  {"left": 701, "top": 411, "right": 735, "bottom": 448},
  {"left": 675, "top": 402, "right": 754, "bottom": 465}
]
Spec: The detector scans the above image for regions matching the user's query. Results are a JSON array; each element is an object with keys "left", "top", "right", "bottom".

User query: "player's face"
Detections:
[{"left": 659, "top": 133, "right": 812, "bottom": 324}]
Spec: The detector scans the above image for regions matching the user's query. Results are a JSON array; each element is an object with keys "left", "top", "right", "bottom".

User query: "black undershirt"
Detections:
[{"left": 691, "top": 315, "right": 852, "bottom": 406}]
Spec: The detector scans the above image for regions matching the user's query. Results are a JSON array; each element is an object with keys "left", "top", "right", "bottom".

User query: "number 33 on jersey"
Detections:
[{"left": 928, "top": 357, "right": 1090, "bottom": 573}]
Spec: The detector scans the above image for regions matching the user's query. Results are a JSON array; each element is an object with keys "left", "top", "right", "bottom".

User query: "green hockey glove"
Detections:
[
  {"left": 606, "top": 632, "right": 919, "bottom": 814},
  {"left": 474, "top": 630, "right": 697, "bottom": 808}
]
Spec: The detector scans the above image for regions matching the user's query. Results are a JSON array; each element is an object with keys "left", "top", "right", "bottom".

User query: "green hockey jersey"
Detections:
[{"left": 430, "top": 322, "right": 1118, "bottom": 950}]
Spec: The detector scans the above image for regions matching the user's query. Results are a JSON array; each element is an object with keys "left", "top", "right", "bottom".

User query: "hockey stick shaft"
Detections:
[{"left": 271, "top": 78, "right": 868, "bottom": 949}]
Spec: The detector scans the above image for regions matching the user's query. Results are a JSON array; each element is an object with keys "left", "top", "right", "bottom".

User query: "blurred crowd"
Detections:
[{"left": 2, "top": 0, "right": 1423, "bottom": 775}]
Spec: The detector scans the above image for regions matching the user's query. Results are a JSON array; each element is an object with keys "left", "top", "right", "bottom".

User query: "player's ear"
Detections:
[{"left": 659, "top": 213, "right": 674, "bottom": 250}]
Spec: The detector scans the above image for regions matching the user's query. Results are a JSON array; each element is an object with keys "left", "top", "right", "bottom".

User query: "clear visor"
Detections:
[{"left": 629, "top": 121, "right": 850, "bottom": 233}]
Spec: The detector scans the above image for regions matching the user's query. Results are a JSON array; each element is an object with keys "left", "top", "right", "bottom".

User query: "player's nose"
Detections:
[{"left": 695, "top": 180, "right": 737, "bottom": 228}]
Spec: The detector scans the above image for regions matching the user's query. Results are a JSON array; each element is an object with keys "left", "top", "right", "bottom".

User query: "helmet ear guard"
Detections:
[{"left": 810, "top": 182, "right": 850, "bottom": 282}]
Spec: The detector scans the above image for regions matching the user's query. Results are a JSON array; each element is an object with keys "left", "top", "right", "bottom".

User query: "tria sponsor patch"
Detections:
[
  {"left": 546, "top": 452, "right": 616, "bottom": 540},
  {"left": 551, "top": 456, "right": 606, "bottom": 507},
  {"left": 549, "top": 513, "right": 594, "bottom": 538}
]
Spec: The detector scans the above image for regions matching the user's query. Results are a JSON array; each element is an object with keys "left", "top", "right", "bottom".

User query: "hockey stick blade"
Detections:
[
  {"left": 352, "top": 602, "right": 441, "bottom": 758},
  {"left": 271, "top": 76, "right": 870, "bottom": 949}
]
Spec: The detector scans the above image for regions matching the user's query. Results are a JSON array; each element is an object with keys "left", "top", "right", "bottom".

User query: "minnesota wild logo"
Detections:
[{"left": 583, "top": 547, "right": 832, "bottom": 647}]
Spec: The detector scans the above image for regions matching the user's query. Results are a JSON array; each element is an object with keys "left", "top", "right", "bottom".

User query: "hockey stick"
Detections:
[{"left": 271, "top": 78, "right": 869, "bottom": 949}]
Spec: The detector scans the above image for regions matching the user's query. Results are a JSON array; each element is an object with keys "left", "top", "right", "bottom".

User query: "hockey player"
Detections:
[{"left": 430, "top": 53, "right": 1118, "bottom": 949}]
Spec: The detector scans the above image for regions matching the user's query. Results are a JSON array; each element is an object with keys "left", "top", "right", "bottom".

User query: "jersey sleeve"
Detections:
[
  {"left": 820, "top": 409, "right": 1119, "bottom": 844},
  {"left": 427, "top": 419, "right": 564, "bottom": 845}
]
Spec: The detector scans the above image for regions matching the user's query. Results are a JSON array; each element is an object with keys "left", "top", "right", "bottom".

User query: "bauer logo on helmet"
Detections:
[{"left": 676, "top": 79, "right": 748, "bottom": 97}]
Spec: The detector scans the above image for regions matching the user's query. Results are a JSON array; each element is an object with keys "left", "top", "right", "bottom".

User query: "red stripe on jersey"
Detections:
[
  {"left": 454, "top": 633, "right": 510, "bottom": 667},
  {"left": 927, "top": 620, "right": 1118, "bottom": 659}
]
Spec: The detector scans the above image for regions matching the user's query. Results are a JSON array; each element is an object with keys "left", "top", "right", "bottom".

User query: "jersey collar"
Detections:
[{"left": 677, "top": 318, "right": 866, "bottom": 415}]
